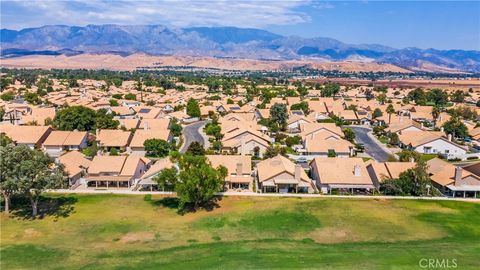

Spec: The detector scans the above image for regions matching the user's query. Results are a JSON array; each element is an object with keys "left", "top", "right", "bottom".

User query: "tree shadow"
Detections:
[
  {"left": 148, "top": 195, "right": 223, "bottom": 215},
  {"left": 10, "top": 195, "right": 77, "bottom": 220}
]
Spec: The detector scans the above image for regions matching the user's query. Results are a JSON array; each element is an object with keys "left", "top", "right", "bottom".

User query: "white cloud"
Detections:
[{"left": 1, "top": 0, "right": 320, "bottom": 29}]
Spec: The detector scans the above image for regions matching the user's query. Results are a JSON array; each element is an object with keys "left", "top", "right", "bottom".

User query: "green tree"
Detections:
[
  {"left": 372, "top": 108, "right": 383, "bottom": 119},
  {"left": 431, "top": 106, "right": 441, "bottom": 128},
  {"left": 144, "top": 139, "right": 171, "bottom": 157},
  {"left": 450, "top": 90, "right": 466, "bottom": 103},
  {"left": 397, "top": 150, "right": 421, "bottom": 162},
  {"left": 389, "top": 133, "right": 399, "bottom": 145},
  {"left": 386, "top": 104, "right": 395, "bottom": 124},
  {"left": 186, "top": 98, "right": 201, "bottom": 118},
  {"left": 290, "top": 101, "right": 309, "bottom": 114},
  {"left": 321, "top": 83, "right": 340, "bottom": 97},
  {"left": 285, "top": 136, "right": 301, "bottom": 147},
  {"left": 0, "top": 144, "right": 19, "bottom": 213},
  {"left": 153, "top": 167, "right": 178, "bottom": 191},
  {"left": 95, "top": 109, "right": 119, "bottom": 129},
  {"left": 186, "top": 141, "right": 205, "bottom": 156},
  {"left": 407, "top": 88, "right": 427, "bottom": 105},
  {"left": 175, "top": 157, "right": 226, "bottom": 210},
  {"left": 427, "top": 89, "right": 448, "bottom": 106},
  {"left": 376, "top": 93, "right": 387, "bottom": 105},
  {"left": 124, "top": 93, "right": 137, "bottom": 100},
  {"left": 53, "top": 106, "right": 97, "bottom": 131},
  {"left": 380, "top": 161, "right": 431, "bottom": 196},
  {"left": 343, "top": 128, "right": 355, "bottom": 142},
  {"left": 109, "top": 99, "right": 119, "bottom": 106},
  {"left": 0, "top": 91, "right": 15, "bottom": 101},
  {"left": 270, "top": 103, "right": 288, "bottom": 128},
  {"left": 2, "top": 145, "right": 65, "bottom": 216},
  {"left": 169, "top": 119, "right": 183, "bottom": 137},
  {"left": 442, "top": 117, "right": 468, "bottom": 139}
]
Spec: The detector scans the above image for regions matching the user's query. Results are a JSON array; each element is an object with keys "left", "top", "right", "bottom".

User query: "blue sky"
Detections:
[{"left": 1, "top": 1, "right": 479, "bottom": 50}]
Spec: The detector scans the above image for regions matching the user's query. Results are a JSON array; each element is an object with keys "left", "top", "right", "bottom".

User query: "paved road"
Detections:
[
  {"left": 349, "top": 126, "right": 391, "bottom": 162},
  {"left": 180, "top": 121, "right": 207, "bottom": 153}
]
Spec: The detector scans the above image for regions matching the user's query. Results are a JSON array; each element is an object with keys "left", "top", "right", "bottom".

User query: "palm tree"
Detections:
[
  {"left": 386, "top": 104, "right": 395, "bottom": 124},
  {"left": 431, "top": 106, "right": 440, "bottom": 128}
]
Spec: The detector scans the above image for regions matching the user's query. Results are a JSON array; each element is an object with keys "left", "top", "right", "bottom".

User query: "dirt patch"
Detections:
[
  {"left": 309, "top": 227, "right": 354, "bottom": 244},
  {"left": 23, "top": 228, "right": 42, "bottom": 238},
  {"left": 119, "top": 232, "right": 155, "bottom": 243}
]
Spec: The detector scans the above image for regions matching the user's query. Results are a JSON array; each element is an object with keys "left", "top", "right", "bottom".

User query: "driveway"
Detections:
[
  {"left": 180, "top": 120, "right": 207, "bottom": 153},
  {"left": 348, "top": 126, "right": 391, "bottom": 162}
]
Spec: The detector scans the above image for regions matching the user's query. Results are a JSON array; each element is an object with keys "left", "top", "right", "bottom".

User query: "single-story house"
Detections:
[
  {"left": 398, "top": 131, "right": 467, "bottom": 159},
  {"left": 57, "top": 150, "right": 91, "bottom": 186},
  {"left": 207, "top": 155, "right": 253, "bottom": 190},
  {"left": 43, "top": 130, "right": 88, "bottom": 156},
  {"left": 0, "top": 125, "right": 52, "bottom": 149},
  {"left": 427, "top": 158, "right": 480, "bottom": 198}
]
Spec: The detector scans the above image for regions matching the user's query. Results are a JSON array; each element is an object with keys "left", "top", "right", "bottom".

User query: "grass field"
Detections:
[{"left": 1, "top": 194, "right": 479, "bottom": 269}]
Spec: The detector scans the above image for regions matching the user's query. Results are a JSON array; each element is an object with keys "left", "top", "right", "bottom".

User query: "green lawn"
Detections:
[{"left": 1, "top": 194, "right": 479, "bottom": 269}]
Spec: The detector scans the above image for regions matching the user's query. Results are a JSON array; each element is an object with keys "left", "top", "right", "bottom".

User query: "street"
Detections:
[
  {"left": 180, "top": 120, "right": 207, "bottom": 153},
  {"left": 349, "top": 126, "right": 391, "bottom": 162}
]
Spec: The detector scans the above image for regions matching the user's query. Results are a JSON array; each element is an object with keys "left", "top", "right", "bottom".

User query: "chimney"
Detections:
[
  {"left": 448, "top": 134, "right": 452, "bottom": 141},
  {"left": 440, "top": 127, "right": 444, "bottom": 133},
  {"left": 353, "top": 165, "right": 361, "bottom": 177},
  {"left": 236, "top": 162, "right": 243, "bottom": 176},
  {"left": 409, "top": 157, "right": 415, "bottom": 163},
  {"left": 454, "top": 167, "right": 462, "bottom": 186},
  {"left": 144, "top": 121, "right": 149, "bottom": 130},
  {"left": 349, "top": 147, "right": 355, "bottom": 157},
  {"left": 95, "top": 129, "right": 99, "bottom": 138},
  {"left": 400, "top": 116, "right": 403, "bottom": 122},
  {"left": 294, "top": 165, "right": 302, "bottom": 181}
]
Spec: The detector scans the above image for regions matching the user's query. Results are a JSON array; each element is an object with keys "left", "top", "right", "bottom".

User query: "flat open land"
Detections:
[
  {"left": 0, "top": 53, "right": 411, "bottom": 73},
  {"left": 1, "top": 194, "right": 479, "bottom": 269},
  {"left": 307, "top": 78, "right": 480, "bottom": 90}
]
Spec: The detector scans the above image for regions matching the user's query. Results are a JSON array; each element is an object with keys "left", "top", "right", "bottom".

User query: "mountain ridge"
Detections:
[{"left": 1, "top": 24, "right": 479, "bottom": 72}]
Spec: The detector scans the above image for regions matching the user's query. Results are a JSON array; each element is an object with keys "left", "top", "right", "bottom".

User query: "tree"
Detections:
[
  {"left": 0, "top": 91, "right": 15, "bottom": 101},
  {"left": 0, "top": 107, "right": 4, "bottom": 121},
  {"left": 270, "top": 103, "right": 288, "bottom": 128},
  {"left": 264, "top": 145, "right": 286, "bottom": 159},
  {"left": 144, "top": 139, "right": 171, "bottom": 157},
  {"left": 372, "top": 108, "right": 383, "bottom": 119},
  {"left": 1, "top": 145, "right": 65, "bottom": 216},
  {"left": 386, "top": 104, "right": 395, "bottom": 124},
  {"left": 0, "top": 144, "right": 20, "bottom": 213},
  {"left": 109, "top": 99, "right": 119, "bottom": 106},
  {"left": 186, "top": 98, "right": 200, "bottom": 118},
  {"left": 442, "top": 117, "right": 468, "bottom": 139},
  {"left": 343, "top": 128, "right": 355, "bottom": 142},
  {"left": 431, "top": 106, "right": 440, "bottom": 128},
  {"left": 24, "top": 92, "right": 41, "bottom": 104},
  {"left": 321, "top": 83, "right": 340, "bottom": 97},
  {"left": 53, "top": 106, "right": 97, "bottom": 131},
  {"left": 380, "top": 161, "right": 431, "bottom": 196},
  {"left": 124, "top": 93, "right": 137, "bottom": 100},
  {"left": 427, "top": 89, "right": 448, "bottom": 106},
  {"left": 450, "top": 90, "right": 466, "bottom": 103},
  {"left": 285, "top": 135, "right": 301, "bottom": 147},
  {"left": 389, "top": 133, "right": 399, "bottom": 145},
  {"left": 186, "top": 141, "right": 205, "bottom": 156},
  {"left": 407, "top": 88, "right": 427, "bottom": 105},
  {"left": 169, "top": 119, "right": 182, "bottom": 137},
  {"left": 95, "top": 109, "right": 119, "bottom": 129},
  {"left": 176, "top": 156, "right": 226, "bottom": 210},
  {"left": 376, "top": 93, "right": 387, "bottom": 105},
  {"left": 290, "top": 102, "right": 309, "bottom": 114},
  {"left": 397, "top": 150, "right": 421, "bottom": 162},
  {"left": 154, "top": 167, "right": 178, "bottom": 191}
]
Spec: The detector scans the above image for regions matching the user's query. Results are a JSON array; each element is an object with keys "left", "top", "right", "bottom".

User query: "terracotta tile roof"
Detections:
[
  {"left": 310, "top": 157, "right": 373, "bottom": 186},
  {"left": 97, "top": 129, "right": 132, "bottom": 147},
  {"left": 0, "top": 125, "right": 51, "bottom": 145},
  {"left": 257, "top": 155, "right": 310, "bottom": 183},
  {"left": 129, "top": 129, "right": 171, "bottom": 148},
  {"left": 206, "top": 155, "right": 252, "bottom": 175},
  {"left": 58, "top": 151, "right": 91, "bottom": 177},
  {"left": 43, "top": 131, "right": 87, "bottom": 146}
]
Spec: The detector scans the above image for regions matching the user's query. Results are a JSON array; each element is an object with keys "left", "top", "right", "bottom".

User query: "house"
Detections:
[
  {"left": 427, "top": 158, "right": 480, "bottom": 198},
  {"left": 366, "top": 161, "right": 416, "bottom": 188},
  {"left": 310, "top": 157, "right": 375, "bottom": 194},
  {"left": 207, "top": 155, "right": 253, "bottom": 190},
  {"left": 86, "top": 155, "right": 151, "bottom": 189},
  {"left": 256, "top": 155, "right": 316, "bottom": 193},
  {"left": 0, "top": 125, "right": 52, "bottom": 149},
  {"left": 398, "top": 131, "right": 467, "bottom": 159},
  {"left": 42, "top": 130, "right": 88, "bottom": 157},
  {"left": 135, "top": 158, "right": 175, "bottom": 191},
  {"left": 303, "top": 131, "right": 354, "bottom": 157},
  {"left": 129, "top": 129, "right": 173, "bottom": 156},
  {"left": 299, "top": 123, "right": 343, "bottom": 138},
  {"left": 57, "top": 151, "right": 91, "bottom": 186},
  {"left": 96, "top": 129, "right": 132, "bottom": 151},
  {"left": 385, "top": 121, "right": 424, "bottom": 135},
  {"left": 221, "top": 128, "right": 270, "bottom": 157},
  {"left": 287, "top": 115, "right": 311, "bottom": 132}
]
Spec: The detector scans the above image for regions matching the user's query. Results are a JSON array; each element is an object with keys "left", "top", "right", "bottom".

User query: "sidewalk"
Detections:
[{"left": 48, "top": 189, "right": 479, "bottom": 202}]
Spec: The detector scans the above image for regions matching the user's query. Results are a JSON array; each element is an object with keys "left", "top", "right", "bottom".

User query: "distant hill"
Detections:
[{"left": 1, "top": 24, "right": 479, "bottom": 73}]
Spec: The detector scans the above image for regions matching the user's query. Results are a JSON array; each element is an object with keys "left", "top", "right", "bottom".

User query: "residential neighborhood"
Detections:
[{"left": 1, "top": 72, "right": 479, "bottom": 199}]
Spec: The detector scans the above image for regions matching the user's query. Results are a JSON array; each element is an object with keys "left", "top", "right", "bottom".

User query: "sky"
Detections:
[{"left": 1, "top": 0, "right": 479, "bottom": 50}]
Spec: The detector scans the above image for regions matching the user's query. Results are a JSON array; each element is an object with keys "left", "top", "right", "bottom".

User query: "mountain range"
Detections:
[{"left": 1, "top": 24, "right": 479, "bottom": 73}]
